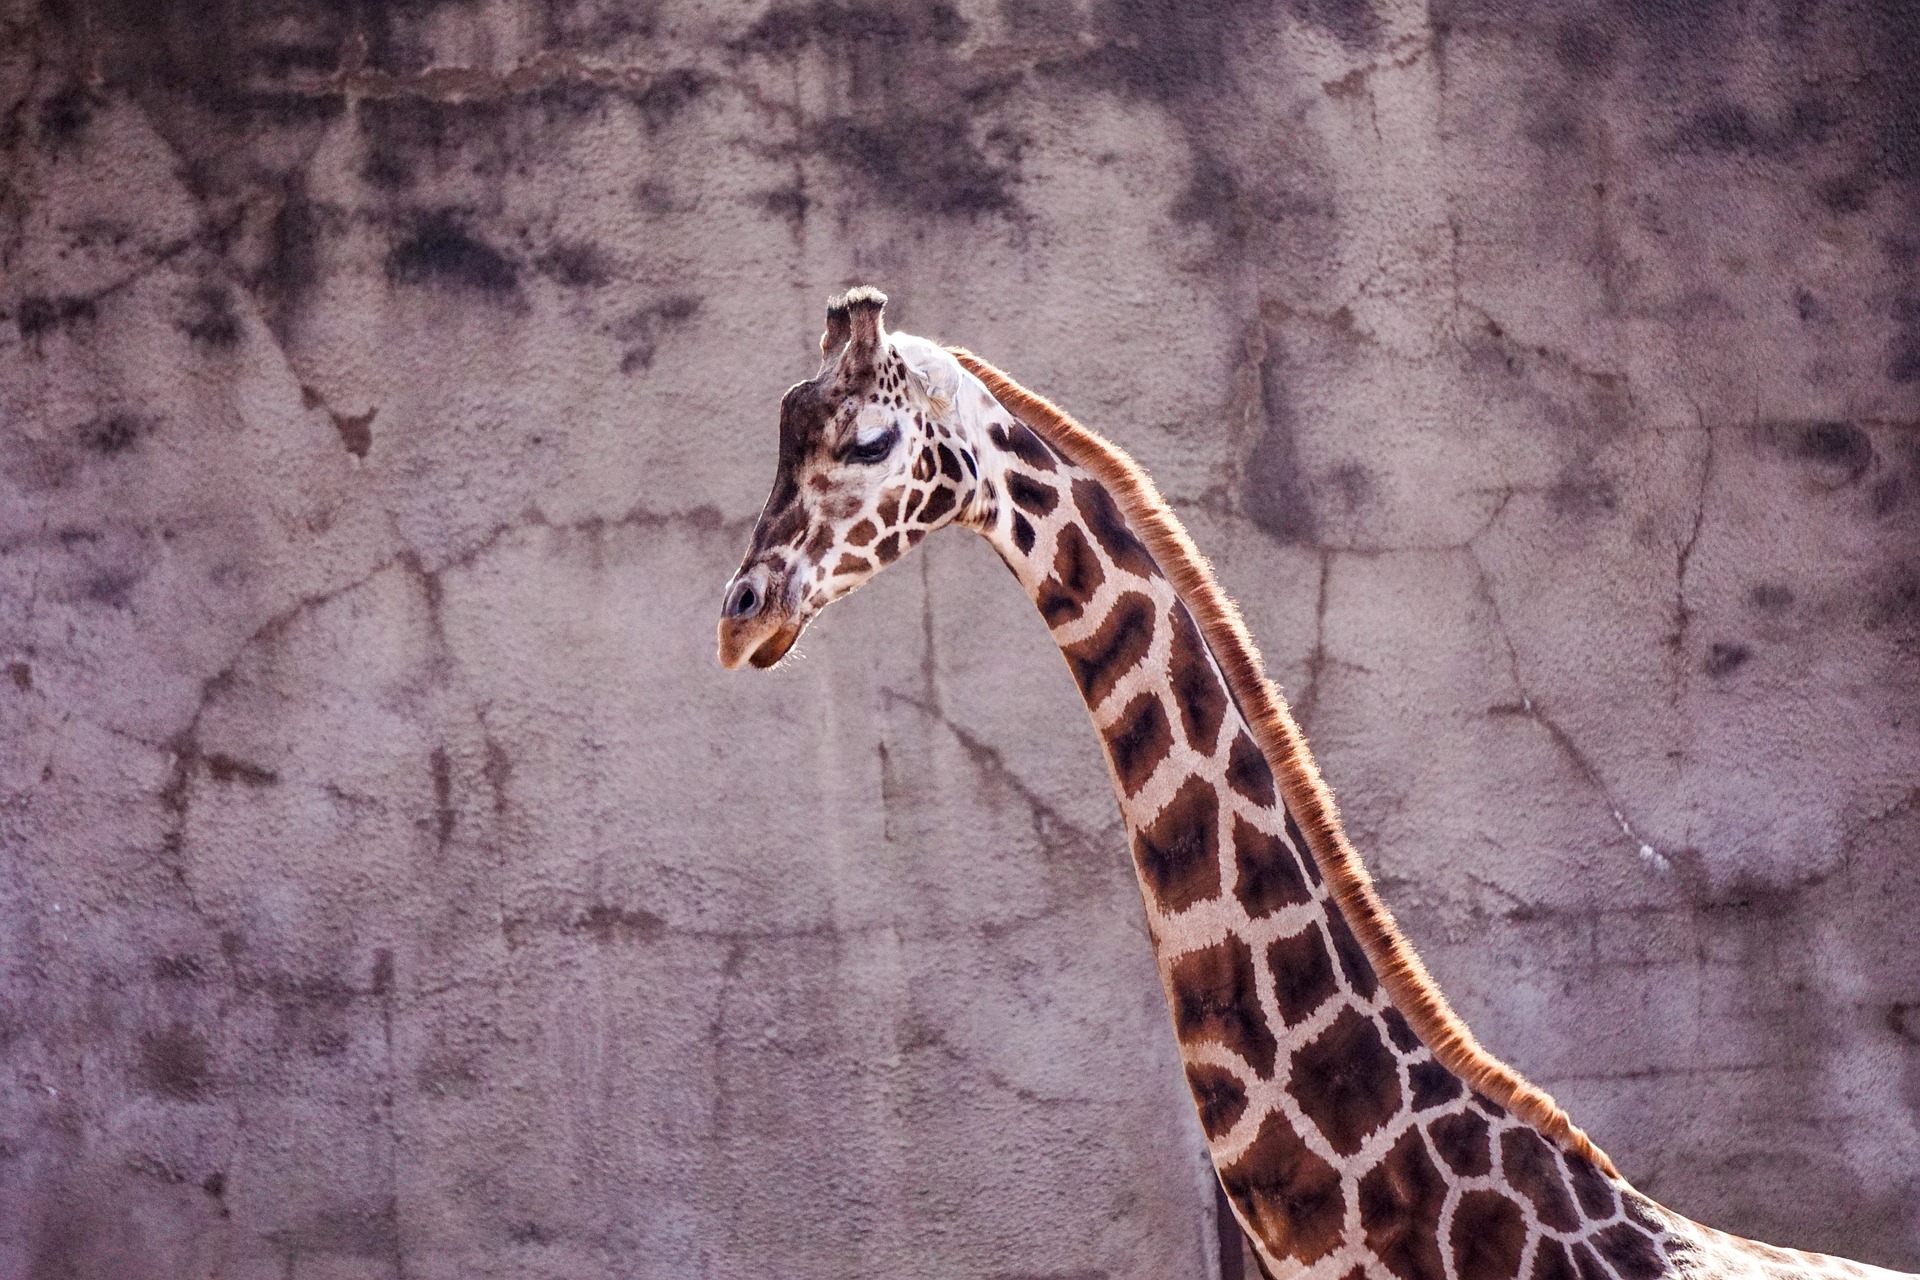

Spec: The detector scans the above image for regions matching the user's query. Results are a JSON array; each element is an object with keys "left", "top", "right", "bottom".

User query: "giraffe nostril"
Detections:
[{"left": 727, "top": 581, "right": 762, "bottom": 619}]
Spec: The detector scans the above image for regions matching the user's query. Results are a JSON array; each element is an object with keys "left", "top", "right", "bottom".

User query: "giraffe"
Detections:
[{"left": 717, "top": 287, "right": 1915, "bottom": 1280}]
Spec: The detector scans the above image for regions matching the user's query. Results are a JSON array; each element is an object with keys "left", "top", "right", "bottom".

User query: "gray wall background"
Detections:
[{"left": 2, "top": 0, "right": 1917, "bottom": 1276}]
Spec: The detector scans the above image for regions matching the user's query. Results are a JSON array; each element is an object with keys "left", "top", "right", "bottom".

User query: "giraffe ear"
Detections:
[
  {"left": 830, "top": 285, "right": 887, "bottom": 389},
  {"left": 891, "top": 332, "right": 961, "bottom": 418}
]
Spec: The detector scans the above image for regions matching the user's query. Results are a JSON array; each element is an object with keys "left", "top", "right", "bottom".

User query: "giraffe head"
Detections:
[{"left": 718, "top": 287, "right": 986, "bottom": 669}]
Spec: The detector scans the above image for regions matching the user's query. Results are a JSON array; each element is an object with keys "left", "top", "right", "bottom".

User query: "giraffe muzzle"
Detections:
[
  {"left": 716, "top": 613, "right": 805, "bottom": 670},
  {"left": 717, "top": 566, "right": 807, "bottom": 670}
]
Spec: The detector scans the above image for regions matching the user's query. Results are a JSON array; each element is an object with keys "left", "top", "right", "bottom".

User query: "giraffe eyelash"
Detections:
[{"left": 846, "top": 426, "right": 898, "bottom": 464}]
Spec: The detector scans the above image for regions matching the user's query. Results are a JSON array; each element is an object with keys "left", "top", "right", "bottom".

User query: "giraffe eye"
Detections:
[{"left": 848, "top": 427, "right": 898, "bottom": 465}]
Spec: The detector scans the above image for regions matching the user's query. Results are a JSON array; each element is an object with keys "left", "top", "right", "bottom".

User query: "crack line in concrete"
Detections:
[
  {"left": 1467, "top": 543, "right": 1671, "bottom": 873},
  {"left": 1293, "top": 550, "right": 1334, "bottom": 731},
  {"left": 880, "top": 688, "right": 1120, "bottom": 878},
  {"left": 1667, "top": 398, "right": 1717, "bottom": 703}
]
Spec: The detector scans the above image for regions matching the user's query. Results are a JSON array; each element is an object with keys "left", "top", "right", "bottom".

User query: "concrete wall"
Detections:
[{"left": 2, "top": 0, "right": 1916, "bottom": 1276}]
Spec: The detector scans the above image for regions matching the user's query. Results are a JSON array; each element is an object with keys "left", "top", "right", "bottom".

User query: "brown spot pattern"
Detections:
[
  {"left": 1007, "top": 471, "right": 1058, "bottom": 516},
  {"left": 1010, "top": 511, "right": 1035, "bottom": 554},
  {"left": 919, "top": 485, "right": 957, "bottom": 525},
  {"left": 1621, "top": 1192, "right": 1668, "bottom": 1234},
  {"left": 1037, "top": 523, "right": 1105, "bottom": 626},
  {"left": 1358, "top": 1128, "right": 1449, "bottom": 1280},
  {"left": 991, "top": 420, "right": 1056, "bottom": 471},
  {"left": 1428, "top": 1110, "right": 1491, "bottom": 1176},
  {"left": 1220, "top": 1111, "right": 1346, "bottom": 1265},
  {"left": 1169, "top": 937, "right": 1278, "bottom": 1078},
  {"left": 1451, "top": 1191, "right": 1527, "bottom": 1280},
  {"left": 1381, "top": 1007, "right": 1421, "bottom": 1052},
  {"left": 1233, "top": 814, "right": 1311, "bottom": 917},
  {"left": 1185, "top": 1063, "right": 1249, "bottom": 1139},
  {"left": 1072, "top": 477, "right": 1157, "bottom": 577},
  {"left": 1409, "top": 1059, "right": 1464, "bottom": 1110},
  {"left": 831, "top": 553, "right": 866, "bottom": 577},
  {"left": 761, "top": 502, "right": 805, "bottom": 550},
  {"left": 1102, "top": 692, "right": 1173, "bottom": 797},
  {"left": 1567, "top": 1153, "right": 1619, "bottom": 1220},
  {"left": 1534, "top": 1239, "right": 1579, "bottom": 1280},
  {"left": 1065, "top": 592, "right": 1155, "bottom": 707},
  {"left": 846, "top": 519, "right": 876, "bottom": 546},
  {"left": 1225, "top": 732, "right": 1276, "bottom": 806},
  {"left": 1290, "top": 1006, "right": 1402, "bottom": 1154},
  {"left": 1284, "top": 810, "right": 1323, "bottom": 885},
  {"left": 1133, "top": 776, "right": 1221, "bottom": 913},
  {"left": 1594, "top": 1223, "right": 1666, "bottom": 1280},
  {"left": 1267, "top": 924, "right": 1339, "bottom": 1027},
  {"left": 876, "top": 532, "right": 903, "bottom": 563},
  {"left": 1502, "top": 1128, "right": 1580, "bottom": 1231},
  {"left": 1167, "top": 603, "right": 1228, "bottom": 753},
  {"left": 1323, "top": 909, "right": 1377, "bottom": 999},
  {"left": 1571, "top": 1244, "right": 1610, "bottom": 1280}
]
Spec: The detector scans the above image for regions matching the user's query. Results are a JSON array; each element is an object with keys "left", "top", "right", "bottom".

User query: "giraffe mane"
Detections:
[{"left": 950, "top": 347, "right": 1622, "bottom": 1181}]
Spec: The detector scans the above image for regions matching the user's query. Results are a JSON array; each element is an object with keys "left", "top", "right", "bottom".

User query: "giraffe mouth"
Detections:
[
  {"left": 716, "top": 614, "right": 807, "bottom": 670},
  {"left": 745, "top": 621, "right": 802, "bottom": 668}
]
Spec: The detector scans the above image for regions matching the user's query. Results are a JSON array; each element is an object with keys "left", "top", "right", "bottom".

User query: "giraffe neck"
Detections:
[{"left": 952, "top": 360, "right": 1681, "bottom": 1280}]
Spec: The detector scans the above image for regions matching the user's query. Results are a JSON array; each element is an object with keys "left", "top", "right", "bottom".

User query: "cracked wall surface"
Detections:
[{"left": 2, "top": 0, "right": 1917, "bottom": 1276}]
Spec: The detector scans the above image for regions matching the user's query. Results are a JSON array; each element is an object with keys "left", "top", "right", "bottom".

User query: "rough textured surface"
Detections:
[{"left": 1, "top": 0, "right": 1916, "bottom": 1277}]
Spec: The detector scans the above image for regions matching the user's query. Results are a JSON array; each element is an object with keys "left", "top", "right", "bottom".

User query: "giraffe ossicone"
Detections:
[{"left": 718, "top": 287, "right": 1914, "bottom": 1280}]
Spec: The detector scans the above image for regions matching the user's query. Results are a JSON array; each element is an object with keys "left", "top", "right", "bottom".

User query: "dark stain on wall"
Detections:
[
  {"left": 263, "top": 1204, "right": 401, "bottom": 1261},
  {"left": 356, "top": 97, "right": 516, "bottom": 193},
  {"left": 541, "top": 0, "right": 661, "bottom": 51},
  {"left": 430, "top": 746, "right": 456, "bottom": 848},
  {"left": 1074, "top": 0, "right": 1279, "bottom": 102},
  {"left": 1243, "top": 350, "right": 1318, "bottom": 544},
  {"left": 1550, "top": 18, "right": 1616, "bottom": 79},
  {"left": 1868, "top": 566, "right": 1920, "bottom": 645},
  {"left": 77, "top": 412, "right": 145, "bottom": 457},
  {"left": 733, "top": 2, "right": 1027, "bottom": 220},
  {"left": 1703, "top": 642, "right": 1751, "bottom": 678},
  {"left": 1288, "top": 0, "right": 1378, "bottom": 47},
  {"left": 178, "top": 283, "right": 243, "bottom": 350},
  {"left": 610, "top": 294, "right": 701, "bottom": 373},
  {"left": 1173, "top": 151, "right": 1250, "bottom": 241},
  {"left": 386, "top": 210, "right": 520, "bottom": 295},
  {"left": 249, "top": 176, "right": 337, "bottom": 341},
  {"left": 813, "top": 116, "right": 1019, "bottom": 217},
  {"left": 572, "top": 903, "right": 667, "bottom": 942},
  {"left": 139, "top": 1025, "right": 211, "bottom": 1100},
  {"left": 38, "top": 84, "right": 99, "bottom": 152},
  {"left": 733, "top": 2, "right": 968, "bottom": 56},
  {"left": 633, "top": 68, "right": 707, "bottom": 130},
  {"left": 153, "top": 954, "right": 205, "bottom": 983},
  {"left": 16, "top": 294, "right": 98, "bottom": 344},
  {"left": 1762, "top": 420, "right": 1875, "bottom": 488},
  {"left": 82, "top": 568, "right": 140, "bottom": 610},
  {"left": 417, "top": 1047, "right": 483, "bottom": 1099},
  {"left": 204, "top": 752, "right": 279, "bottom": 786}
]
